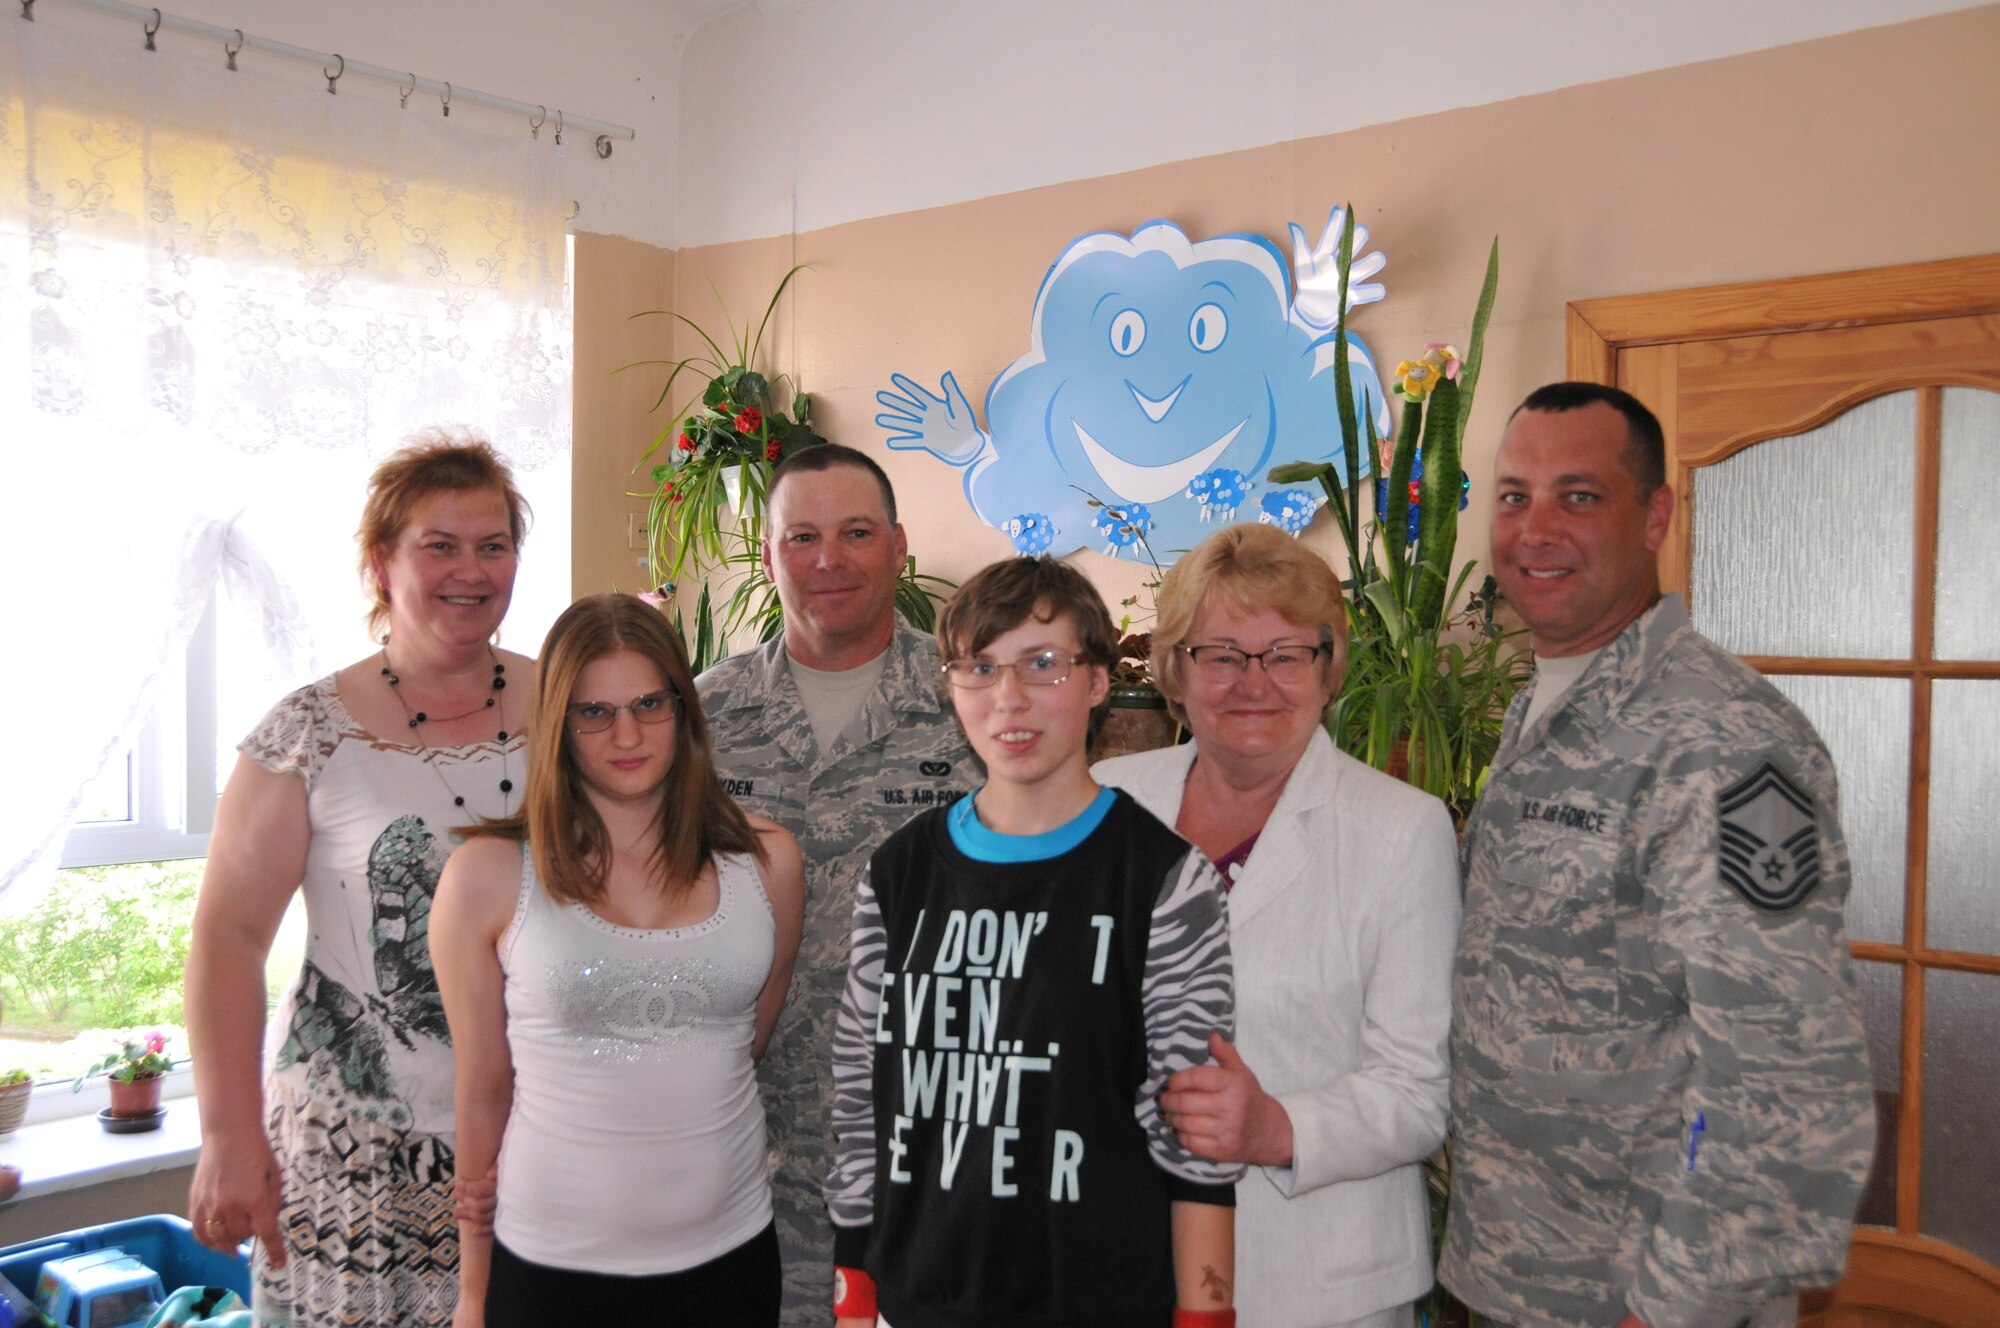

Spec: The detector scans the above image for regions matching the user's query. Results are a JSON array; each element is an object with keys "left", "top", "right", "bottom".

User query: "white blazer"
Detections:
[{"left": 1095, "top": 728, "right": 1460, "bottom": 1327}]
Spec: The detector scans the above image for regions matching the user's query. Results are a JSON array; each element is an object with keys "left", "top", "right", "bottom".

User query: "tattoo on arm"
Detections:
[{"left": 1201, "top": 1264, "right": 1231, "bottom": 1304}]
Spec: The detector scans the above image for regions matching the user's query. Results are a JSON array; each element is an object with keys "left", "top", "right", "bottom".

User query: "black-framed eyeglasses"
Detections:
[
  {"left": 567, "top": 690, "right": 681, "bottom": 733},
  {"left": 1177, "top": 643, "right": 1329, "bottom": 682},
  {"left": 941, "top": 650, "right": 1094, "bottom": 689}
]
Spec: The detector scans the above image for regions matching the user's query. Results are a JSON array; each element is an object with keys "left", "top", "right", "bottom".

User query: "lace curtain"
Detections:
[{"left": 0, "top": 10, "right": 574, "bottom": 907}]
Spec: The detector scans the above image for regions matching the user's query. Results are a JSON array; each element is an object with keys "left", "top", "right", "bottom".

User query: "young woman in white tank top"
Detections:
[{"left": 432, "top": 593, "right": 804, "bottom": 1328}]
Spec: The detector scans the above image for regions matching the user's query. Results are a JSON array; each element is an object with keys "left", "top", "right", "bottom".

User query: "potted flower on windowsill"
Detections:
[{"left": 74, "top": 1031, "right": 172, "bottom": 1126}]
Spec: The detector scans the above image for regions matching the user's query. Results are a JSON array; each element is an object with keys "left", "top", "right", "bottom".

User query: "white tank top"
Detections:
[{"left": 494, "top": 845, "right": 775, "bottom": 1274}]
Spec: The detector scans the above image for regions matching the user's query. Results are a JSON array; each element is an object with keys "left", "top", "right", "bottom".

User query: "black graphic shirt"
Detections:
[{"left": 826, "top": 788, "right": 1241, "bottom": 1328}]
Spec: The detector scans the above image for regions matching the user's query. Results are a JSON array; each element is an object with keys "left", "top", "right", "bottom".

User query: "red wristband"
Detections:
[
  {"left": 833, "top": 1266, "right": 878, "bottom": 1319},
  {"left": 1172, "top": 1311, "right": 1235, "bottom": 1328}
]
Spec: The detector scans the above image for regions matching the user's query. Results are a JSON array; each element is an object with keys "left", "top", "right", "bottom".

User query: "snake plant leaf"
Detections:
[
  {"left": 1453, "top": 239, "right": 1499, "bottom": 445},
  {"left": 1410, "top": 377, "right": 1463, "bottom": 633}
]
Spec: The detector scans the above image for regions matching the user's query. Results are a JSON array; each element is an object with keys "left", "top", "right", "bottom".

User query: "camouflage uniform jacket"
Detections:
[
  {"left": 697, "top": 622, "right": 979, "bottom": 1319},
  {"left": 1439, "top": 596, "right": 1874, "bottom": 1328}
]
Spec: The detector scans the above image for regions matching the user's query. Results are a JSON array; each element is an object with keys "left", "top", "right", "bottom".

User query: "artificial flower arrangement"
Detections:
[
  {"left": 625, "top": 268, "right": 952, "bottom": 672},
  {"left": 629, "top": 265, "right": 830, "bottom": 590}
]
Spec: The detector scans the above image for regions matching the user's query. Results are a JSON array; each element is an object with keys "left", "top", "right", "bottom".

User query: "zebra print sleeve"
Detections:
[
  {"left": 824, "top": 863, "right": 887, "bottom": 1248},
  {"left": 1134, "top": 847, "right": 1247, "bottom": 1189}
]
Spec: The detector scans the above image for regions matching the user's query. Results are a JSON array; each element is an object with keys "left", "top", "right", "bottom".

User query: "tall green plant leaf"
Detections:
[
  {"left": 1409, "top": 376, "right": 1462, "bottom": 633},
  {"left": 1453, "top": 239, "right": 1500, "bottom": 444},
  {"left": 1329, "top": 206, "right": 1365, "bottom": 581}
]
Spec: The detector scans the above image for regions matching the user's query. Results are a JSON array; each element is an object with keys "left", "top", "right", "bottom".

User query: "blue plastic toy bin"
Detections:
[{"left": 0, "top": 1215, "right": 249, "bottom": 1325}]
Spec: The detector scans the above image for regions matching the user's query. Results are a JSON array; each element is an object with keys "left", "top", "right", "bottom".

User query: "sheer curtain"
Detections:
[{"left": 0, "top": 10, "right": 574, "bottom": 907}]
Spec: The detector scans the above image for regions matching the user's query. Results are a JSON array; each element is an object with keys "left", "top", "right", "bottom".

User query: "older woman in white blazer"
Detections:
[{"left": 1095, "top": 522, "right": 1460, "bottom": 1328}]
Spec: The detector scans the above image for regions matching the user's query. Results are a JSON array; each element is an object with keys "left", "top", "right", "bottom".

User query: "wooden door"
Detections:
[{"left": 1569, "top": 255, "right": 2000, "bottom": 1328}]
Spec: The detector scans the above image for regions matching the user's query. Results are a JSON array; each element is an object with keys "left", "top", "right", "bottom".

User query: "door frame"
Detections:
[
  {"left": 1567, "top": 253, "right": 2000, "bottom": 598},
  {"left": 1565, "top": 252, "right": 2000, "bottom": 1325}
]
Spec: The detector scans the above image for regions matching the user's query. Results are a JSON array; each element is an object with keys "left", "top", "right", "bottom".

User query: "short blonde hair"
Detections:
[{"left": 1150, "top": 523, "right": 1348, "bottom": 725}]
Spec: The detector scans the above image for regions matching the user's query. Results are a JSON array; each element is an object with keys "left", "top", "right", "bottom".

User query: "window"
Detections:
[{"left": 0, "top": 11, "right": 573, "bottom": 1108}]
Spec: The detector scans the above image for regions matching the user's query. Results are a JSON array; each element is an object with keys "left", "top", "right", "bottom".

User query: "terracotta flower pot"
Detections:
[{"left": 105, "top": 1074, "right": 164, "bottom": 1119}]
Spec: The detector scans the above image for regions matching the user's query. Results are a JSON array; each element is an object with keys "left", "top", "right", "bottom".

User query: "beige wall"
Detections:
[
  {"left": 574, "top": 5, "right": 2000, "bottom": 616},
  {"left": 572, "top": 232, "right": 679, "bottom": 600}
]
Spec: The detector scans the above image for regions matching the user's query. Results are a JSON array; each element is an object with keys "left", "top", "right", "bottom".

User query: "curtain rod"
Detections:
[{"left": 26, "top": 0, "right": 638, "bottom": 152}]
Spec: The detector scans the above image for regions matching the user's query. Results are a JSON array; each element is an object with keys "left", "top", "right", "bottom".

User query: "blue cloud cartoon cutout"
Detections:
[{"left": 877, "top": 207, "right": 1391, "bottom": 562}]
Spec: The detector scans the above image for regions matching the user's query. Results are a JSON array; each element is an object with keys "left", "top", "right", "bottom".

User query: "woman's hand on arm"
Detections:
[
  {"left": 1160, "top": 1033, "right": 1295, "bottom": 1168},
  {"left": 431, "top": 835, "right": 523, "bottom": 1328},
  {"left": 185, "top": 755, "right": 311, "bottom": 1261},
  {"left": 748, "top": 819, "right": 804, "bottom": 1063}
]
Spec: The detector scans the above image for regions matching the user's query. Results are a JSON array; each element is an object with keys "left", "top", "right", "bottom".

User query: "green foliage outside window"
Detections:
[{"left": 0, "top": 862, "right": 199, "bottom": 1033}]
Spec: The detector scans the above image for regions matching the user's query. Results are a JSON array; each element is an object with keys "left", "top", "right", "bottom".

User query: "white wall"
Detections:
[
  {"left": 43, "top": 0, "right": 699, "bottom": 248},
  {"left": 678, "top": 0, "right": 1993, "bottom": 247}
]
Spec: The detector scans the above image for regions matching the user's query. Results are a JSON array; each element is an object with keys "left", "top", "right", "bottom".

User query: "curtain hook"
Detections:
[
  {"left": 398, "top": 74, "right": 416, "bottom": 109},
  {"left": 224, "top": 29, "right": 243, "bottom": 72},
  {"left": 143, "top": 7, "right": 160, "bottom": 51},
  {"left": 324, "top": 53, "right": 343, "bottom": 95},
  {"left": 441, "top": 82, "right": 452, "bottom": 117},
  {"left": 529, "top": 105, "right": 546, "bottom": 141},
  {"left": 21, "top": 0, "right": 35, "bottom": 22},
  {"left": 553, "top": 110, "right": 563, "bottom": 146}
]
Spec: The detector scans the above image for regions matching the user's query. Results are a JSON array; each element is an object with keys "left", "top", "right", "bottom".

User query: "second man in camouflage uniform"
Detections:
[
  {"left": 1440, "top": 384, "right": 1875, "bottom": 1328},
  {"left": 698, "top": 445, "right": 979, "bottom": 1325}
]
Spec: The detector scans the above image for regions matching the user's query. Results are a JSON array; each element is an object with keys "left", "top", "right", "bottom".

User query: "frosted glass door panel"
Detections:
[
  {"left": 1920, "top": 970, "right": 2000, "bottom": 1266},
  {"left": 1927, "top": 679, "right": 2000, "bottom": 957},
  {"left": 1851, "top": 960, "right": 1901, "bottom": 1228},
  {"left": 1691, "top": 392, "right": 1914, "bottom": 658},
  {"left": 1935, "top": 387, "right": 2000, "bottom": 660},
  {"left": 1767, "top": 675, "right": 1909, "bottom": 945}
]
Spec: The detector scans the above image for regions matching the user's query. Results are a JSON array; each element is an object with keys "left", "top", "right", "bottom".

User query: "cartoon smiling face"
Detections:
[
  {"left": 1028, "top": 243, "right": 1299, "bottom": 505},
  {"left": 907, "top": 216, "right": 1385, "bottom": 561}
]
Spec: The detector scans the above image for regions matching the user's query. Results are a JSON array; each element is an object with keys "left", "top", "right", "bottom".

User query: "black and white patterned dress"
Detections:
[{"left": 241, "top": 677, "right": 524, "bottom": 1328}]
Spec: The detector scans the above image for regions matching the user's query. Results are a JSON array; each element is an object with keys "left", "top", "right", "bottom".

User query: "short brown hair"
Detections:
[
  {"left": 356, "top": 427, "right": 532, "bottom": 640},
  {"left": 1151, "top": 523, "right": 1348, "bottom": 726},
  {"left": 936, "top": 556, "right": 1120, "bottom": 740},
  {"left": 767, "top": 443, "right": 898, "bottom": 525},
  {"left": 468, "top": 594, "right": 763, "bottom": 905}
]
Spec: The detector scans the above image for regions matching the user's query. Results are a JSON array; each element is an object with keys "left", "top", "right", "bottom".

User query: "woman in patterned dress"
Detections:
[{"left": 186, "top": 429, "right": 533, "bottom": 1328}]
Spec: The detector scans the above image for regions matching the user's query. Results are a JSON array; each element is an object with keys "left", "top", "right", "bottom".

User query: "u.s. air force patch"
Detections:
[{"left": 1718, "top": 760, "right": 1821, "bottom": 911}]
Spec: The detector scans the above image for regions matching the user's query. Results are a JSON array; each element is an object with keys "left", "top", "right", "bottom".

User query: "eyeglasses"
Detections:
[
  {"left": 567, "top": 690, "right": 681, "bottom": 734},
  {"left": 1178, "top": 643, "right": 1329, "bottom": 682},
  {"left": 941, "top": 651, "right": 1094, "bottom": 689}
]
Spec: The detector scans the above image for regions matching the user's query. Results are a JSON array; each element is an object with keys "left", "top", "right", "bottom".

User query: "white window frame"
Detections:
[{"left": 58, "top": 594, "right": 218, "bottom": 869}]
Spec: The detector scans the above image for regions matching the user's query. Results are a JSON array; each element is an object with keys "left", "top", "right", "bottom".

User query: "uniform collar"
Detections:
[
  {"left": 1493, "top": 594, "right": 1690, "bottom": 775},
  {"left": 714, "top": 620, "right": 951, "bottom": 775}
]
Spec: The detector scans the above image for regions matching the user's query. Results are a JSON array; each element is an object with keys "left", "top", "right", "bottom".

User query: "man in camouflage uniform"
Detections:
[
  {"left": 697, "top": 444, "right": 978, "bottom": 1324},
  {"left": 1440, "top": 383, "right": 1875, "bottom": 1328}
]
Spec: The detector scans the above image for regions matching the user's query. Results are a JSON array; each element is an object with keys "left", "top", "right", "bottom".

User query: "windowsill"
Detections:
[{"left": 1, "top": 1088, "right": 202, "bottom": 1203}]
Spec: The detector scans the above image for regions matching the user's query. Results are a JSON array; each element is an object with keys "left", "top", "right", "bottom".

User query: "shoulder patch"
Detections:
[{"left": 1717, "top": 760, "right": 1821, "bottom": 911}]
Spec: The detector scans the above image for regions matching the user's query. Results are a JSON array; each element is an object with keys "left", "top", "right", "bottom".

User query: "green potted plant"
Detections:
[
  {"left": 1269, "top": 209, "right": 1528, "bottom": 826},
  {"left": 625, "top": 268, "right": 952, "bottom": 671},
  {"left": 75, "top": 1031, "right": 172, "bottom": 1124},
  {"left": 0, "top": 1068, "right": 32, "bottom": 1136}
]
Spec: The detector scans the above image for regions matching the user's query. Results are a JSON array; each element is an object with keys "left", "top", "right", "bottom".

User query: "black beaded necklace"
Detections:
[{"left": 380, "top": 643, "right": 516, "bottom": 813}]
